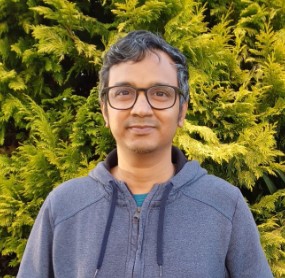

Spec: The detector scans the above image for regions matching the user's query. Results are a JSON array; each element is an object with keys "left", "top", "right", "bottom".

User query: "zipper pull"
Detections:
[{"left": 134, "top": 207, "right": 141, "bottom": 220}]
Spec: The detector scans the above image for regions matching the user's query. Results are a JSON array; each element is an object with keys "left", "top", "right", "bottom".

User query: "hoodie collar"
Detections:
[
  {"left": 88, "top": 146, "right": 207, "bottom": 200},
  {"left": 103, "top": 146, "right": 187, "bottom": 174}
]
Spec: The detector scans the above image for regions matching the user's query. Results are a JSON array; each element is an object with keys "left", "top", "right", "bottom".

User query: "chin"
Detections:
[{"left": 127, "top": 145, "right": 157, "bottom": 154}]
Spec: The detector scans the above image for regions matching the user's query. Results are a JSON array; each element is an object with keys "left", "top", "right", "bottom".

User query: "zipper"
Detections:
[
  {"left": 134, "top": 207, "right": 141, "bottom": 222},
  {"left": 131, "top": 207, "right": 141, "bottom": 277}
]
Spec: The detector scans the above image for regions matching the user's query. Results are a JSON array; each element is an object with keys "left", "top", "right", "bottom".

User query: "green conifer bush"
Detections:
[{"left": 0, "top": 0, "right": 284, "bottom": 276}]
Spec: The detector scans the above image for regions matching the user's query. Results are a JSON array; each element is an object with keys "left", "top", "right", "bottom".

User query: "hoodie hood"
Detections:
[{"left": 88, "top": 146, "right": 207, "bottom": 200}]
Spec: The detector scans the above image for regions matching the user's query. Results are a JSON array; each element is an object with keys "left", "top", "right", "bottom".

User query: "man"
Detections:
[{"left": 18, "top": 30, "right": 273, "bottom": 277}]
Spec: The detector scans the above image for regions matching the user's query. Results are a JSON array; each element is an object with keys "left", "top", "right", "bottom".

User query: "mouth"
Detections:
[{"left": 127, "top": 125, "right": 156, "bottom": 135}]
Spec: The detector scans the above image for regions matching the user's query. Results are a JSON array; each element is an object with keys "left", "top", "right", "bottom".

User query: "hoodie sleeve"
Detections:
[
  {"left": 17, "top": 196, "right": 54, "bottom": 278},
  {"left": 226, "top": 192, "right": 273, "bottom": 278}
]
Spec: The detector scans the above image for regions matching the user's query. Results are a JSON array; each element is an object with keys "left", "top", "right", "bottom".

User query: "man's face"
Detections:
[{"left": 101, "top": 50, "right": 188, "bottom": 154}]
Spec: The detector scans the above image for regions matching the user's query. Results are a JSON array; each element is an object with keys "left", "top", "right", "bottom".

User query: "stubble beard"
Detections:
[
  {"left": 124, "top": 140, "right": 158, "bottom": 154},
  {"left": 128, "top": 145, "right": 156, "bottom": 154}
]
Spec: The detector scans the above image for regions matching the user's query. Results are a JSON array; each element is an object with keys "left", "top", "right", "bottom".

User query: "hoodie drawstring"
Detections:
[
  {"left": 157, "top": 183, "right": 174, "bottom": 277},
  {"left": 94, "top": 182, "right": 173, "bottom": 277},
  {"left": 94, "top": 182, "right": 118, "bottom": 278}
]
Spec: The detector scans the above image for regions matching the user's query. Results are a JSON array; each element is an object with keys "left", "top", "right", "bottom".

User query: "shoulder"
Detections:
[
  {"left": 180, "top": 162, "right": 243, "bottom": 221},
  {"left": 47, "top": 175, "right": 107, "bottom": 226}
]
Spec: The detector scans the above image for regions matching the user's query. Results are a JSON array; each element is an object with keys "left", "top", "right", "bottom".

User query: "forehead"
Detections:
[{"left": 108, "top": 50, "right": 178, "bottom": 87}]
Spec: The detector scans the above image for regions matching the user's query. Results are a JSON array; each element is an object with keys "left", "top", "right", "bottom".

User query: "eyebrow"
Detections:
[{"left": 110, "top": 82, "right": 175, "bottom": 87}]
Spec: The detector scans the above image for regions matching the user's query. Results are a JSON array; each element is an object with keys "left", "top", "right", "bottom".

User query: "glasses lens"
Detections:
[
  {"left": 147, "top": 86, "right": 176, "bottom": 109},
  {"left": 108, "top": 86, "right": 136, "bottom": 109}
]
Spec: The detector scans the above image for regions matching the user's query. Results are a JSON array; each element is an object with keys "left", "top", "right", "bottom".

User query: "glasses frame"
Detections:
[{"left": 102, "top": 85, "right": 184, "bottom": 110}]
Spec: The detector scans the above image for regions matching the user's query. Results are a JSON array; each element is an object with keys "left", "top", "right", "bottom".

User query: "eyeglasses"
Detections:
[{"left": 102, "top": 85, "right": 183, "bottom": 110}]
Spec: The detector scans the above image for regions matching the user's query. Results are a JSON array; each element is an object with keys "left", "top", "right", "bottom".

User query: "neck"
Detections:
[{"left": 111, "top": 147, "right": 175, "bottom": 194}]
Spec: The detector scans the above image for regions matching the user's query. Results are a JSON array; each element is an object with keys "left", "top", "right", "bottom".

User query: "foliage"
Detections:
[
  {"left": 252, "top": 189, "right": 285, "bottom": 277},
  {"left": 0, "top": 0, "right": 285, "bottom": 276}
]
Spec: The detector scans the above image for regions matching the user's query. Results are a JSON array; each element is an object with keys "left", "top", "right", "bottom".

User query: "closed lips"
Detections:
[{"left": 127, "top": 125, "right": 156, "bottom": 134}]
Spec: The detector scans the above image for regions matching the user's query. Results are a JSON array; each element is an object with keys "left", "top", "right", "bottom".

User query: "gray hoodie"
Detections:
[{"left": 17, "top": 147, "right": 273, "bottom": 278}]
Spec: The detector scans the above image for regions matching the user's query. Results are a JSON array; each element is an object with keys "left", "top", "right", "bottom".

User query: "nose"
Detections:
[{"left": 130, "top": 91, "right": 153, "bottom": 117}]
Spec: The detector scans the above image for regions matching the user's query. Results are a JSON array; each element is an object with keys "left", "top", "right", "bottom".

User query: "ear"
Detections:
[
  {"left": 101, "top": 101, "right": 109, "bottom": 127},
  {"left": 178, "top": 102, "right": 188, "bottom": 127}
]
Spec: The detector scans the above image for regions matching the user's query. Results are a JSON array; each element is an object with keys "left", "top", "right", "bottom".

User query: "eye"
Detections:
[
  {"left": 114, "top": 88, "right": 132, "bottom": 96},
  {"left": 154, "top": 91, "right": 167, "bottom": 97},
  {"left": 109, "top": 87, "right": 135, "bottom": 100},
  {"left": 149, "top": 87, "right": 173, "bottom": 100}
]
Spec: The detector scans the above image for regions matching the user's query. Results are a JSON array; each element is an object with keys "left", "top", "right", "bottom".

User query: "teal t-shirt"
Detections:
[{"left": 133, "top": 193, "right": 148, "bottom": 207}]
